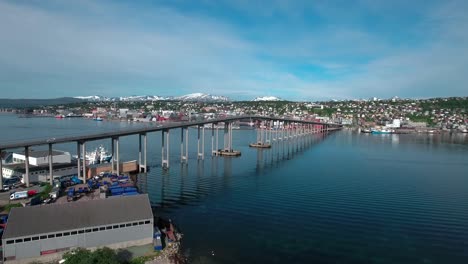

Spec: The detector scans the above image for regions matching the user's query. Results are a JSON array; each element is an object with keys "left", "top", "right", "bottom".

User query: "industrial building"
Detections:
[
  {"left": 2, "top": 150, "right": 77, "bottom": 184},
  {"left": 12, "top": 150, "right": 71, "bottom": 166},
  {"left": 2, "top": 194, "right": 154, "bottom": 263}
]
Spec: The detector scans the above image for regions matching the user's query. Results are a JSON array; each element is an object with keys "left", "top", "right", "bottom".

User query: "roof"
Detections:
[
  {"left": 3, "top": 194, "right": 153, "bottom": 239},
  {"left": 17, "top": 150, "right": 67, "bottom": 158},
  {"left": 2, "top": 161, "right": 77, "bottom": 172}
]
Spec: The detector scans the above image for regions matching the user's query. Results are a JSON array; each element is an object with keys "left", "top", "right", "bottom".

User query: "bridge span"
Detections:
[{"left": 0, "top": 115, "right": 341, "bottom": 188}]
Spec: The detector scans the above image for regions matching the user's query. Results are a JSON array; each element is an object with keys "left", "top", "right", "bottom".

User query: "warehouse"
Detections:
[{"left": 2, "top": 194, "right": 154, "bottom": 263}]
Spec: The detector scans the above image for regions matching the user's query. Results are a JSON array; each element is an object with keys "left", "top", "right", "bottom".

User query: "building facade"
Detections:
[{"left": 2, "top": 194, "right": 154, "bottom": 263}]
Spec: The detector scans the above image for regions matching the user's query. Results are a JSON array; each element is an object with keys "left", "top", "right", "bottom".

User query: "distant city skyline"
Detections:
[{"left": 1, "top": 0, "right": 467, "bottom": 100}]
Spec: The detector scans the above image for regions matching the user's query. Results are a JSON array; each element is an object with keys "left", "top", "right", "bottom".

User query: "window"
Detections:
[
  {"left": 71, "top": 231, "right": 77, "bottom": 235},
  {"left": 86, "top": 229, "right": 92, "bottom": 233},
  {"left": 6, "top": 240, "right": 14, "bottom": 244},
  {"left": 78, "top": 230, "right": 84, "bottom": 234},
  {"left": 48, "top": 234, "right": 55, "bottom": 238},
  {"left": 120, "top": 224, "right": 125, "bottom": 228},
  {"left": 32, "top": 237, "right": 39, "bottom": 241},
  {"left": 24, "top": 238, "right": 31, "bottom": 242},
  {"left": 63, "top": 232, "right": 70, "bottom": 236},
  {"left": 113, "top": 225, "right": 119, "bottom": 229},
  {"left": 106, "top": 226, "right": 112, "bottom": 230},
  {"left": 132, "top": 222, "right": 138, "bottom": 226},
  {"left": 92, "top": 228, "right": 98, "bottom": 232},
  {"left": 56, "top": 233, "right": 63, "bottom": 237},
  {"left": 126, "top": 223, "right": 131, "bottom": 227},
  {"left": 15, "top": 239, "right": 23, "bottom": 243},
  {"left": 138, "top": 221, "right": 144, "bottom": 225},
  {"left": 40, "top": 235, "right": 47, "bottom": 239},
  {"left": 99, "top": 227, "right": 105, "bottom": 231},
  {"left": 144, "top": 220, "right": 150, "bottom": 224}
]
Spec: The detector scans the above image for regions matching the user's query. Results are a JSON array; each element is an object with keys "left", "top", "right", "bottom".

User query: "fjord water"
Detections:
[{"left": 1, "top": 114, "right": 468, "bottom": 263}]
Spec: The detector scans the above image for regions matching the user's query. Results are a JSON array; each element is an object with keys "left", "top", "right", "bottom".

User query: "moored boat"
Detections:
[{"left": 249, "top": 142, "right": 272, "bottom": 148}]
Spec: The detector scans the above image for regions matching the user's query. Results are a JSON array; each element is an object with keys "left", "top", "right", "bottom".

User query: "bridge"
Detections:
[{"left": 0, "top": 115, "right": 342, "bottom": 188}]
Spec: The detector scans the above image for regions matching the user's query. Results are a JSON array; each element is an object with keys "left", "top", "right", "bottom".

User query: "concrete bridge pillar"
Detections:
[
  {"left": 48, "top": 143, "right": 54, "bottom": 185},
  {"left": 197, "top": 125, "right": 205, "bottom": 160},
  {"left": 115, "top": 137, "right": 120, "bottom": 175},
  {"left": 180, "top": 128, "right": 188, "bottom": 164},
  {"left": 24, "top": 146, "right": 30, "bottom": 187},
  {"left": 76, "top": 142, "right": 81, "bottom": 180},
  {"left": 0, "top": 149, "right": 3, "bottom": 190},
  {"left": 82, "top": 142, "right": 87, "bottom": 179},
  {"left": 211, "top": 123, "right": 217, "bottom": 156},
  {"left": 139, "top": 133, "right": 148, "bottom": 172},
  {"left": 161, "top": 130, "right": 170, "bottom": 169}
]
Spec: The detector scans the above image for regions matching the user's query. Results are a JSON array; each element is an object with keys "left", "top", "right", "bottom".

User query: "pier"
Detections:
[{"left": 0, "top": 115, "right": 341, "bottom": 187}]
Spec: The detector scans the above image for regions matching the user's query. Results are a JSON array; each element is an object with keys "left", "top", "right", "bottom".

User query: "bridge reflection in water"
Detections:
[{"left": 136, "top": 131, "right": 328, "bottom": 212}]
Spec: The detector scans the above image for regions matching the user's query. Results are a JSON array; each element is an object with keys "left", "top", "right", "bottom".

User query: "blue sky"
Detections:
[{"left": 0, "top": 0, "right": 467, "bottom": 100}]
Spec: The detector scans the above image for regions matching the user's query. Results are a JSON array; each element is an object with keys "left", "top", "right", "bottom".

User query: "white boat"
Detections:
[{"left": 85, "top": 145, "right": 112, "bottom": 164}]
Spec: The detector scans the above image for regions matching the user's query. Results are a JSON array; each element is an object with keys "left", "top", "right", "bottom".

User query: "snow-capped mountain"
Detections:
[
  {"left": 74, "top": 95, "right": 106, "bottom": 101},
  {"left": 75, "top": 95, "right": 167, "bottom": 101},
  {"left": 253, "top": 96, "right": 282, "bottom": 101},
  {"left": 175, "top": 93, "right": 230, "bottom": 102},
  {"left": 75, "top": 93, "right": 229, "bottom": 102}
]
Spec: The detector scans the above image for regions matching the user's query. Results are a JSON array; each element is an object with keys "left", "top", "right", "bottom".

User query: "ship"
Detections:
[
  {"left": 371, "top": 128, "right": 393, "bottom": 134},
  {"left": 85, "top": 145, "right": 112, "bottom": 164}
]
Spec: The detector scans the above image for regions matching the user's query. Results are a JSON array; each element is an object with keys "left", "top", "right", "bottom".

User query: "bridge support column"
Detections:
[
  {"left": 216, "top": 125, "right": 219, "bottom": 155},
  {"left": 161, "top": 130, "right": 170, "bottom": 169},
  {"left": 211, "top": 123, "right": 216, "bottom": 156},
  {"left": 0, "top": 149, "right": 3, "bottom": 190},
  {"left": 197, "top": 126, "right": 205, "bottom": 160},
  {"left": 48, "top": 143, "right": 54, "bottom": 185},
  {"left": 139, "top": 133, "right": 148, "bottom": 172},
  {"left": 24, "top": 146, "right": 30, "bottom": 187},
  {"left": 180, "top": 128, "right": 188, "bottom": 163},
  {"left": 115, "top": 137, "right": 120, "bottom": 175},
  {"left": 81, "top": 142, "right": 86, "bottom": 180},
  {"left": 77, "top": 142, "right": 81, "bottom": 180}
]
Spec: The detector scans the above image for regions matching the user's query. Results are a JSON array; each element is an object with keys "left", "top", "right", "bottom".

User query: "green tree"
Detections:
[{"left": 63, "top": 247, "right": 120, "bottom": 264}]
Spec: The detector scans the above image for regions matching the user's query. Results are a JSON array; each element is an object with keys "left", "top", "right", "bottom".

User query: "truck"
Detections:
[{"left": 10, "top": 191, "right": 28, "bottom": 200}]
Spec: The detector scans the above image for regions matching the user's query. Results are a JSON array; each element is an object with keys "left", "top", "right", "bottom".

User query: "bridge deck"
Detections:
[{"left": 0, "top": 115, "right": 341, "bottom": 149}]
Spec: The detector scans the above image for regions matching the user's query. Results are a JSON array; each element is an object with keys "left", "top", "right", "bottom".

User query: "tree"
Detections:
[{"left": 63, "top": 247, "right": 120, "bottom": 264}]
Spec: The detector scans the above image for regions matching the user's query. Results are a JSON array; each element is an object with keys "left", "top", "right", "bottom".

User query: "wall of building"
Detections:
[
  {"left": 12, "top": 153, "right": 71, "bottom": 166},
  {"left": 3, "top": 220, "right": 153, "bottom": 262}
]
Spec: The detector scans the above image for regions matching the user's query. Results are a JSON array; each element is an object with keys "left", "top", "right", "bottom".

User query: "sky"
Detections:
[{"left": 0, "top": 0, "right": 467, "bottom": 101}]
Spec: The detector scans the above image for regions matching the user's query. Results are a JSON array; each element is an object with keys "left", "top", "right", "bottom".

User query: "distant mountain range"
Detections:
[
  {"left": 0, "top": 97, "right": 82, "bottom": 108},
  {"left": 74, "top": 93, "right": 230, "bottom": 102}
]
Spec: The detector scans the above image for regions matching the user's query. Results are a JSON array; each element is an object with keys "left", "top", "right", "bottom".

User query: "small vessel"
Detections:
[
  {"left": 93, "top": 117, "right": 103, "bottom": 121},
  {"left": 360, "top": 128, "right": 371, "bottom": 133},
  {"left": 371, "top": 128, "right": 393, "bottom": 134},
  {"left": 249, "top": 142, "right": 272, "bottom": 148},
  {"left": 55, "top": 114, "right": 65, "bottom": 119}
]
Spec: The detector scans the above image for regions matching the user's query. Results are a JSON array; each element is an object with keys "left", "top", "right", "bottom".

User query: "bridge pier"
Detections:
[
  {"left": 211, "top": 123, "right": 216, "bottom": 156},
  {"left": 48, "top": 143, "right": 53, "bottom": 185},
  {"left": 82, "top": 142, "right": 87, "bottom": 179},
  {"left": 115, "top": 137, "right": 120, "bottom": 175},
  {"left": 197, "top": 125, "right": 205, "bottom": 160},
  {"left": 24, "top": 146, "right": 30, "bottom": 187},
  {"left": 180, "top": 128, "right": 188, "bottom": 164},
  {"left": 139, "top": 133, "right": 148, "bottom": 172},
  {"left": 161, "top": 130, "right": 170, "bottom": 169},
  {"left": 0, "top": 149, "right": 3, "bottom": 190},
  {"left": 76, "top": 142, "right": 81, "bottom": 180}
]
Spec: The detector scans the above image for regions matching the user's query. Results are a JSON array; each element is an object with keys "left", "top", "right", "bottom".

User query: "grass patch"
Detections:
[{"left": 2, "top": 203, "right": 23, "bottom": 212}]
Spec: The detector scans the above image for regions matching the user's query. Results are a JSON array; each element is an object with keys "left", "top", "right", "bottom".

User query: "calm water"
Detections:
[{"left": 1, "top": 114, "right": 468, "bottom": 264}]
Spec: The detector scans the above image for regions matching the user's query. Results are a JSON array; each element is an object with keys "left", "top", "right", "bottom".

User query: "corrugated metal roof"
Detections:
[{"left": 3, "top": 194, "right": 153, "bottom": 239}]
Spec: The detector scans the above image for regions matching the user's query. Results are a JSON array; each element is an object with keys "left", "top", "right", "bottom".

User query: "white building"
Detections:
[
  {"left": 12, "top": 150, "right": 71, "bottom": 166},
  {"left": 385, "top": 119, "right": 401, "bottom": 128},
  {"left": 4, "top": 150, "right": 76, "bottom": 183}
]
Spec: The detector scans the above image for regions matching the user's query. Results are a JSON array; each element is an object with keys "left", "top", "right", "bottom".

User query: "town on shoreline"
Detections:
[{"left": 1, "top": 96, "right": 467, "bottom": 134}]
